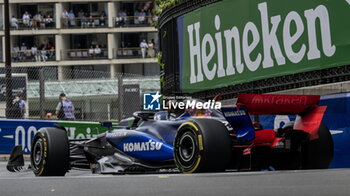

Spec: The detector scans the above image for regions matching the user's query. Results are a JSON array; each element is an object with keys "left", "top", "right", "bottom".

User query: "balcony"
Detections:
[
  {"left": 113, "top": 48, "right": 157, "bottom": 59},
  {"left": 12, "top": 49, "right": 56, "bottom": 62},
  {"left": 11, "top": 18, "right": 56, "bottom": 30},
  {"left": 61, "top": 17, "right": 108, "bottom": 29},
  {"left": 114, "top": 16, "right": 157, "bottom": 28},
  {"left": 61, "top": 48, "right": 108, "bottom": 60}
]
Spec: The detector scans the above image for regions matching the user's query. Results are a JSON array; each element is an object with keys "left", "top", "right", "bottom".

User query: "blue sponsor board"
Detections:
[{"left": 0, "top": 119, "right": 57, "bottom": 154}]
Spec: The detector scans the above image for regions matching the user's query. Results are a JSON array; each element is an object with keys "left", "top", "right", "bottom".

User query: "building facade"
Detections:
[{"left": 0, "top": 0, "right": 159, "bottom": 80}]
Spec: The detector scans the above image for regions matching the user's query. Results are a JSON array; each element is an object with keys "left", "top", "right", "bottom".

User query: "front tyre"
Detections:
[
  {"left": 174, "top": 119, "right": 231, "bottom": 173},
  {"left": 31, "top": 127, "right": 69, "bottom": 176}
]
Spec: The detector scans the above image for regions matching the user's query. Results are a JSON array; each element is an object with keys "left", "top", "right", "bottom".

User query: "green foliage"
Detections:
[
  {"left": 157, "top": 52, "right": 166, "bottom": 88},
  {"left": 154, "top": 0, "right": 184, "bottom": 16}
]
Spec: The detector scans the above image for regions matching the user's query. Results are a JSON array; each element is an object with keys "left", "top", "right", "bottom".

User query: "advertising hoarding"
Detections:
[{"left": 178, "top": 0, "right": 350, "bottom": 92}]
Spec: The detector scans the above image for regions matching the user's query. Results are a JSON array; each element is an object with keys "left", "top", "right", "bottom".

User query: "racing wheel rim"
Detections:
[
  {"left": 179, "top": 133, "right": 196, "bottom": 162},
  {"left": 32, "top": 138, "right": 44, "bottom": 170},
  {"left": 175, "top": 130, "right": 199, "bottom": 169}
]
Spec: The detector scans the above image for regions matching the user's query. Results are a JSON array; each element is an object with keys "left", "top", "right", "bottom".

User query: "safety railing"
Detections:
[
  {"left": 113, "top": 15, "right": 158, "bottom": 27},
  {"left": 10, "top": 18, "right": 56, "bottom": 30},
  {"left": 11, "top": 49, "right": 56, "bottom": 62},
  {"left": 61, "top": 16, "right": 108, "bottom": 29},
  {"left": 61, "top": 48, "right": 108, "bottom": 60},
  {"left": 113, "top": 47, "right": 157, "bottom": 59}
]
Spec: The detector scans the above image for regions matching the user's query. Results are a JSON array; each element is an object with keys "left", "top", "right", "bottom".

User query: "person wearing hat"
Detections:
[
  {"left": 55, "top": 93, "right": 75, "bottom": 120},
  {"left": 11, "top": 93, "right": 26, "bottom": 119}
]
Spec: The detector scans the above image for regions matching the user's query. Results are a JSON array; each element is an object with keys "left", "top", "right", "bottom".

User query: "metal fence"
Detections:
[{"left": 0, "top": 67, "right": 160, "bottom": 122}]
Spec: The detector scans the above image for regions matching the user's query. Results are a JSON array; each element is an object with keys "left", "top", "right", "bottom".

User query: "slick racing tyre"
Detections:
[
  {"left": 31, "top": 127, "right": 69, "bottom": 176},
  {"left": 174, "top": 119, "right": 231, "bottom": 173},
  {"left": 302, "top": 123, "right": 334, "bottom": 169}
]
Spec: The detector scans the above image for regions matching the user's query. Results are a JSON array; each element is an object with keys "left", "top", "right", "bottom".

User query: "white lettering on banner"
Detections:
[
  {"left": 187, "top": 2, "right": 336, "bottom": 84},
  {"left": 10, "top": 126, "right": 97, "bottom": 153},
  {"left": 15, "top": 126, "right": 26, "bottom": 150},
  {"left": 123, "top": 140, "right": 163, "bottom": 152}
]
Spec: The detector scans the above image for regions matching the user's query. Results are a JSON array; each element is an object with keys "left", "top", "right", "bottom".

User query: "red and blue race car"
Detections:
[{"left": 7, "top": 94, "right": 333, "bottom": 175}]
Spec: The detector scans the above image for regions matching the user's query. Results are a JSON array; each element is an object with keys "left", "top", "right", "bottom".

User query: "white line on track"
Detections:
[{"left": 0, "top": 171, "right": 285, "bottom": 180}]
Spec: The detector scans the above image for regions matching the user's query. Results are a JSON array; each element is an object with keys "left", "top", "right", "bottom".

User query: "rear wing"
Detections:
[
  {"left": 237, "top": 94, "right": 320, "bottom": 115},
  {"left": 236, "top": 94, "right": 327, "bottom": 140}
]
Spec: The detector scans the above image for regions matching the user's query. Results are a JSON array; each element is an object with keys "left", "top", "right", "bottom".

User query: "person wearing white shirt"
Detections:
[
  {"left": 140, "top": 40, "right": 148, "bottom": 58},
  {"left": 61, "top": 10, "right": 69, "bottom": 27},
  {"left": 22, "top": 11, "right": 30, "bottom": 29},
  {"left": 89, "top": 45, "right": 95, "bottom": 57},
  {"left": 94, "top": 45, "right": 102, "bottom": 57},
  {"left": 10, "top": 16, "right": 18, "bottom": 30}
]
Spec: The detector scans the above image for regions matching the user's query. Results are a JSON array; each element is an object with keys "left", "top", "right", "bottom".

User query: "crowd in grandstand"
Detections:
[
  {"left": 12, "top": 43, "right": 55, "bottom": 62},
  {"left": 11, "top": 11, "right": 54, "bottom": 30},
  {"left": 115, "top": 6, "right": 157, "bottom": 27},
  {"left": 61, "top": 9, "right": 108, "bottom": 28},
  {"left": 11, "top": 1, "right": 158, "bottom": 30}
]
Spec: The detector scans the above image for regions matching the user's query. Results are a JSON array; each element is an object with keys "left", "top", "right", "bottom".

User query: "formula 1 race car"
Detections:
[{"left": 7, "top": 94, "right": 333, "bottom": 176}]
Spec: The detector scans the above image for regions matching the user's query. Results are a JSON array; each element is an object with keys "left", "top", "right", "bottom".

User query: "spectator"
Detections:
[
  {"left": 115, "top": 15, "right": 124, "bottom": 27},
  {"left": 87, "top": 15, "right": 95, "bottom": 27},
  {"left": 61, "top": 9, "right": 69, "bottom": 27},
  {"left": 12, "top": 46, "right": 20, "bottom": 62},
  {"left": 100, "top": 11, "right": 107, "bottom": 26},
  {"left": 134, "top": 10, "right": 140, "bottom": 25},
  {"left": 138, "top": 9, "right": 146, "bottom": 25},
  {"left": 121, "top": 10, "right": 128, "bottom": 26},
  {"left": 10, "top": 16, "right": 18, "bottom": 30},
  {"left": 11, "top": 93, "right": 26, "bottom": 119},
  {"left": 147, "top": 40, "right": 155, "bottom": 58},
  {"left": 48, "top": 46, "right": 55, "bottom": 60},
  {"left": 55, "top": 93, "right": 75, "bottom": 120},
  {"left": 89, "top": 45, "right": 95, "bottom": 57},
  {"left": 31, "top": 45, "right": 38, "bottom": 60},
  {"left": 68, "top": 10, "right": 76, "bottom": 27},
  {"left": 22, "top": 11, "right": 31, "bottom": 29},
  {"left": 41, "top": 48, "right": 48, "bottom": 62},
  {"left": 94, "top": 45, "right": 102, "bottom": 57},
  {"left": 45, "top": 113, "right": 52, "bottom": 119},
  {"left": 20, "top": 43, "right": 27, "bottom": 51},
  {"left": 140, "top": 39, "right": 148, "bottom": 58},
  {"left": 20, "top": 43, "right": 29, "bottom": 61},
  {"left": 45, "top": 15, "right": 54, "bottom": 28},
  {"left": 34, "top": 50, "right": 41, "bottom": 62},
  {"left": 80, "top": 15, "right": 88, "bottom": 28},
  {"left": 78, "top": 10, "right": 85, "bottom": 26},
  {"left": 40, "top": 15, "right": 46, "bottom": 29},
  {"left": 33, "top": 12, "right": 42, "bottom": 30}
]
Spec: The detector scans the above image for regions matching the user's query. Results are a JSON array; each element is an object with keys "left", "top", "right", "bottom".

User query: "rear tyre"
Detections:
[
  {"left": 174, "top": 119, "right": 231, "bottom": 173},
  {"left": 31, "top": 127, "right": 69, "bottom": 176},
  {"left": 302, "top": 124, "right": 334, "bottom": 169}
]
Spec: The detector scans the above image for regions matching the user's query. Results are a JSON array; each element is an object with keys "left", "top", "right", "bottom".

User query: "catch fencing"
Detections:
[{"left": 0, "top": 67, "right": 160, "bottom": 122}]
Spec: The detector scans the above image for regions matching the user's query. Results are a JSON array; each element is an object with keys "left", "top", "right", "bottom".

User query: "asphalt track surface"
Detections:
[{"left": 1, "top": 162, "right": 350, "bottom": 196}]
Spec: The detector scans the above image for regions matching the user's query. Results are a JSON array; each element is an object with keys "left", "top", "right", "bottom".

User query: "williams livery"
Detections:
[{"left": 7, "top": 94, "right": 333, "bottom": 176}]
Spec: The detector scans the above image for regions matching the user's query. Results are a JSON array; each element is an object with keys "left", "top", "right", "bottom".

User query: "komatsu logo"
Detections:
[{"left": 123, "top": 140, "right": 163, "bottom": 152}]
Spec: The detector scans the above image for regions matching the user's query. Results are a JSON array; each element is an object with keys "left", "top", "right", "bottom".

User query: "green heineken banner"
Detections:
[{"left": 178, "top": 0, "right": 350, "bottom": 92}]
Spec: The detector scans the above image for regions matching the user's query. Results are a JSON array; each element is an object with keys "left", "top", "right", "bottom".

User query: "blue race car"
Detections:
[{"left": 7, "top": 94, "right": 334, "bottom": 176}]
